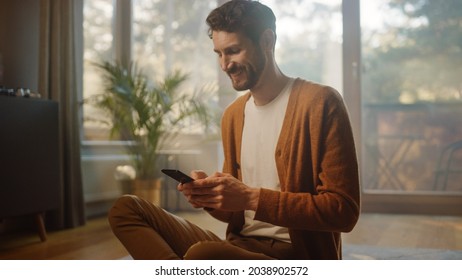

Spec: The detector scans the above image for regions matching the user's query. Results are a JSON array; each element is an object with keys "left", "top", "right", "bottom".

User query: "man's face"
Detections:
[{"left": 212, "top": 31, "right": 266, "bottom": 91}]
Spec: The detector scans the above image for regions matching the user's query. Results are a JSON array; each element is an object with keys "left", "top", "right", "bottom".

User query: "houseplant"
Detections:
[{"left": 88, "top": 60, "right": 210, "bottom": 204}]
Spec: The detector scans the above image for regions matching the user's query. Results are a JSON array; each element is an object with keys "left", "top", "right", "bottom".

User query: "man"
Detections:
[{"left": 108, "top": 0, "right": 360, "bottom": 260}]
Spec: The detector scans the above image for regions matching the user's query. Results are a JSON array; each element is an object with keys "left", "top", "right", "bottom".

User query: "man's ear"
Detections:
[{"left": 260, "top": 29, "right": 276, "bottom": 51}]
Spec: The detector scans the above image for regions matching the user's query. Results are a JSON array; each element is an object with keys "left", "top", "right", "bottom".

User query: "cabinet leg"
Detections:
[{"left": 35, "top": 213, "right": 47, "bottom": 242}]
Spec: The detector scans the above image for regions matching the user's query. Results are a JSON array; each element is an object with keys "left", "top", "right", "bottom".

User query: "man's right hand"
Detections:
[{"left": 177, "top": 170, "right": 208, "bottom": 208}]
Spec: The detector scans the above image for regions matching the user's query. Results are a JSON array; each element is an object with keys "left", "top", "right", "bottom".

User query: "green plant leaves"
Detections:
[{"left": 88, "top": 60, "right": 211, "bottom": 179}]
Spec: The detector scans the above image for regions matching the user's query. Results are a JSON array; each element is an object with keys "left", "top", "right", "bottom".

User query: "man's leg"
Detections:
[
  {"left": 184, "top": 241, "right": 275, "bottom": 260},
  {"left": 184, "top": 233, "right": 294, "bottom": 260},
  {"left": 108, "top": 195, "right": 222, "bottom": 259}
]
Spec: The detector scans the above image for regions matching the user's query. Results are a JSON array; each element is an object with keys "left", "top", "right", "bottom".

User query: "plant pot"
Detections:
[
  {"left": 132, "top": 178, "right": 163, "bottom": 206},
  {"left": 118, "top": 179, "right": 134, "bottom": 194}
]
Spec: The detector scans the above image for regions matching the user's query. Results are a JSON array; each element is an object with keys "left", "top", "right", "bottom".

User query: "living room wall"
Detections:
[{"left": 0, "top": 0, "right": 39, "bottom": 91}]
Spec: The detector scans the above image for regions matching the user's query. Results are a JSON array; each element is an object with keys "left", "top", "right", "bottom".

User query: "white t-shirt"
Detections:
[{"left": 240, "top": 78, "right": 294, "bottom": 243}]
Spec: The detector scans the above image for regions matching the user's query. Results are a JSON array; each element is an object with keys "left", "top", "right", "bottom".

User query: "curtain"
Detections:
[{"left": 38, "top": 0, "right": 85, "bottom": 229}]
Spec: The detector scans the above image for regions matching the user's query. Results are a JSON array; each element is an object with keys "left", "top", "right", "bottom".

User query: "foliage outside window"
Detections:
[
  {"left": 361, "top": 0, "right": 462, "bottom": 194},
  {"left": 83, "top": 0, "right": 114, "bottom": 140},
  {"left": 362, "top": 0, "right": 462, "bottom": 104}
]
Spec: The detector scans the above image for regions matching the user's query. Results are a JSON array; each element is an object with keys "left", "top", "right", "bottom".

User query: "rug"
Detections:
[{"left": 343, "top": 244, "right": 462, "bottom": 260}]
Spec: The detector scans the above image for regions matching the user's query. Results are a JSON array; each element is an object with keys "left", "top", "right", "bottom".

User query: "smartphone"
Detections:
[{"left": 161, "top": 169, "right": 194, "bottom": 184}]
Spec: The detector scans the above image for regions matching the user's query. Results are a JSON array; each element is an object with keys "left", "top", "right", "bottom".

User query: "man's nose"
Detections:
[{"left": 220, "top": 56, "right": 230, "bottom": 72}]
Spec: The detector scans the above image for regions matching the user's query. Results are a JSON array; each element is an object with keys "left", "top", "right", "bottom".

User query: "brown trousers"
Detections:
[{"left": 108, "top": 195, "right": 294, "bottom": 260}]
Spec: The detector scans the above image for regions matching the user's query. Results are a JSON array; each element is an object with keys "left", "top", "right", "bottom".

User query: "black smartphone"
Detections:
[{"left": 161, "top": 169, "right": 194, "bottom": 184}]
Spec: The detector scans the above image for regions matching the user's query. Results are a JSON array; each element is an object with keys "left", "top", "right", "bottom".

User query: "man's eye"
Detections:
[{"left": 228, "top": 49, "right": 240, "bottom": 55}]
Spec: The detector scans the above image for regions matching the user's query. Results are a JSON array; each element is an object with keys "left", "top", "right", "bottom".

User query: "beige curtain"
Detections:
[{"left": 38, "top": 0, "right": 85, "bottom": 228}]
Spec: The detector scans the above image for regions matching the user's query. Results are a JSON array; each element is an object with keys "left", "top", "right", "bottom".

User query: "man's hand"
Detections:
[
  {"left": 177, "top": 171, "right": 260, "bottom": 211},
  {"left": 176, "top": 170, "right": 207, "bottom": 208}
]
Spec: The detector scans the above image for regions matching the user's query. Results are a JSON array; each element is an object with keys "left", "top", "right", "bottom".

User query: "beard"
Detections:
[{"left": 226, "top": 48, "right": 266, "bottom": 91}]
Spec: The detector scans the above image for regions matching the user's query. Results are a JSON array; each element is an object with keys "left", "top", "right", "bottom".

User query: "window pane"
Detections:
[
  {"left": 264, "top": 0, "right": 343, "bottom": 92},
  {"left": 83, "top": 0, "right": 114, "bottom": 140},
  {"left": 361, "top": 0, "right": 462, "bottom": 193},
  {"left": 132, "top": 0, "right": 218, "bottom": 93}
]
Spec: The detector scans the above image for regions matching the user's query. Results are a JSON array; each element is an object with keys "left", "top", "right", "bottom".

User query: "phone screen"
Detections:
[{"left": 161, "top": 169, "right": 194, "bottom": 184}]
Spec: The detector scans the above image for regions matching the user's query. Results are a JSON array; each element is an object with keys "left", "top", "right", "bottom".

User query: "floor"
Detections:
[{"left": 0, "top": 211, "right": 461, "bottom": 260}]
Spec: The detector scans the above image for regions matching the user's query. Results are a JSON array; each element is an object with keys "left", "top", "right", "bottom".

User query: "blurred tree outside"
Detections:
[
  {"left": 268, "top": 0, "right": 342, "bottom": 85},
  {"left": 133, "top": 0, "right": 217, "bottom": 86},
  {"left": 362, "top": 0, "right": 462, "bottom": 104},
  {"left": 361, "top": 0, "right": 462, "bottom": 193},
  {"left": 83, "top": 0, "right": 114, "bottom": 140}
]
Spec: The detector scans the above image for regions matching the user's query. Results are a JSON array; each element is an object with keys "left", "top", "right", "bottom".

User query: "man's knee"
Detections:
[
  {"left": 183, "top": 241, "right": 227, "bottom": 260},
  {"left": 108, "top": 195, "right": 134, "bottom": 227},
  {"left": 109, "top": 194, "right": 135, "bottom": 213},
  {"left": 108, "top": 195, "right": 141, "bottom": 228},
  {"left": 108, "top": 194, "right": 167, "bottom": 229}
]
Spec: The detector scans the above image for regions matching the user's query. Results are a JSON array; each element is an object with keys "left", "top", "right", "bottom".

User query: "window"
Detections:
[
  {"left": 266, "top": 0, "right": 343, "bottom": 92},
  {"left": 83, "top": 0, "right": 113, "bottom": 140},
  {"left": 361, "top": 0, "right": 462, "bottom": 194},
  {"left": 132, "top": 0, "right": 217, "bottom": 88}
]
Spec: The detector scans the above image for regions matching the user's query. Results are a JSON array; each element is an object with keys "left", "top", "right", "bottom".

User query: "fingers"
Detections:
[
  {"left": 211, "top": 171, "right": 225, "bottom": 177},
  {"left": 188, "top": 199, "right": 203, "bottom": 209},
  {"left": 188, "top": 194, "right": 222, "bottom": 210},
  {"left": 176, "top": 170, "right": 209, "bottom": 192},
  {"left": 190, "top": 170, "right": 207, "bottom": 180},
  {"left": 177, "top": 171, "right": 234, "bottom": 210}
]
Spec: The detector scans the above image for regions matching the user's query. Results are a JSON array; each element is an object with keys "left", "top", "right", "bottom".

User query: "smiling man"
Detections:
[{"left": 108, "top": 0, "right": 360, "bottom": 260}]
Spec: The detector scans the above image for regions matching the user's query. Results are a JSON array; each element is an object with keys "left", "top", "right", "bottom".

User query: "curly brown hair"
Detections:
[{"left": 206, "top": 0, "right": 276, "bottom": 44}]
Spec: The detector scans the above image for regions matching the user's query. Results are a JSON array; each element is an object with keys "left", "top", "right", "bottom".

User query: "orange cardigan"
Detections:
[{"left": 208, "top": 78, "right": 360, "bottom": 259}]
